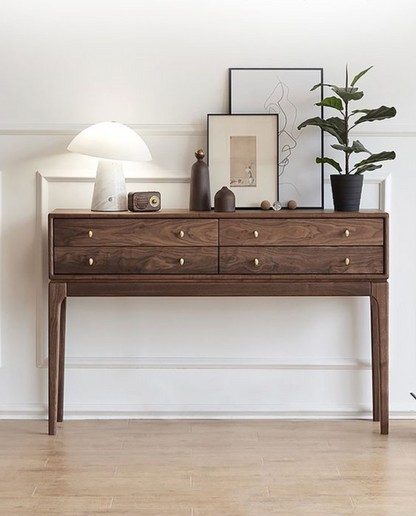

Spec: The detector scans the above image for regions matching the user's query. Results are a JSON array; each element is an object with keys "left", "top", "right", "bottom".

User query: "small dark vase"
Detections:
[
  {"left": 330, "top": 174, "right": 364, "bottom": 212},
  {"left": 214, "top": 186, "right": 235, "bottom": 212},
  {"left": 189, "top": 149, "right": 211, "bottom": 211}
]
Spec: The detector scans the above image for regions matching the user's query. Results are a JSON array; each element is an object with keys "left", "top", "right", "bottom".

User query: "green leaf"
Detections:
[
  {"left": 297, "top": 116, "right": 347, "bottom": 144},
  {"left": 351, "top": 109, "right": 371, "bottom": 115},
  {"left": 355, "top": 164, "right": 383, "bottom": 174},
  {"left": 332, "top": 86, "right": 364, "bottom": 102},
  {"left": 352, "top": 140, "right": 371, "bottom": 153},
  {"left": 354, "top": 151, "right": 396, "bottom": 169},
  {"left": 297, "top": 117, "right": 323, "bottom": 131},
  {"left": 316, "top": 157, "right": 342, "bottom": 173},
  {"left": 331, "top": 143, "right": 354, "bottom": 153},
  {"left": 316, "top": 96, "right": 343, "bottom": 111},
  {"left": 354, "top": 106, "right": 397, "bottom": 125},
  {"left": 331, "top": 140, "right": 370, "bottom": 154},
  {"left": 350, "top": 66, "right": 373, "bottom": 87},
  {"left": 326, "top": 117, "right": 347, "bottom": 143},
  {"left": 310, "top": 83, "right": 336, "bottom": 91}
]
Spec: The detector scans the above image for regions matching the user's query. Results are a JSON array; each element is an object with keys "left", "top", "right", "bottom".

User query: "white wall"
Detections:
[{"left": 0, "top": 0, "right": 415, "bottom": 419}]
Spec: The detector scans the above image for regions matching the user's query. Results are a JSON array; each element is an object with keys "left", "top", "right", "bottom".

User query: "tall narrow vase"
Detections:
[{"left": 189, "top": 149, "right": 211, "bottom": 211}]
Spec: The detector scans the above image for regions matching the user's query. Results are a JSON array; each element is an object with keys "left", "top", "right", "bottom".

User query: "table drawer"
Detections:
[
  {"left": 54, "top": 219, "right": 218, "bottom": 247},
  {"left": 219, "top": 219, "right": 384, "bottom": 246},
  {"left": 220, "top": 247, "right": 384, "bottom": 274},
  {"left": 54, "top": 247, "right": 218, "bottom": 274}
]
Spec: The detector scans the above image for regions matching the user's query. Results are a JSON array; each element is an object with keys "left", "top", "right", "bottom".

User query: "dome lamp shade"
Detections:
[{"left": 67, "top": 122, "right": 152, "bottom": 211}]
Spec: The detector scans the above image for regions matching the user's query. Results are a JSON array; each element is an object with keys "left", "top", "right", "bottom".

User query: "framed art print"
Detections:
[
  {"left": 229, "top": 68, "right": 324, "bottom": 208},
  {"left": 207, "top": 114, "right": 279, "bottom": 209}
]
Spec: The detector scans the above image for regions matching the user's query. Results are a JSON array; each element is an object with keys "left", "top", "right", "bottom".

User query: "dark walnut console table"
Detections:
[{"left": 48, "top": 209, "right": 389, "bottom": 435}]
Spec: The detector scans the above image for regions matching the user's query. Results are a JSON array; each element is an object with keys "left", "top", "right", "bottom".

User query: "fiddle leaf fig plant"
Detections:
[{"left": 297, "top": 66, "right": 397, "bottom": 175}]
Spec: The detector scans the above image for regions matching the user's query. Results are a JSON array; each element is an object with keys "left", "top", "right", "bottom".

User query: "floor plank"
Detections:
[{"left": 0, "top": 420, "right": 416, "bottom": 516}]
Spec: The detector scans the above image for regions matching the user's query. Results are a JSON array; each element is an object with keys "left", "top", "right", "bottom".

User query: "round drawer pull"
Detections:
[
  {"left": 179, "top": 258, "right": 185, "bottom": 266},
  {"left": 88, "top": 258, "right": 94, "bottom": 266},
  {"left": 253, "top": 230, "right": 259, "bottom": 238},
  {"left": 344, "top": 229, "right": 350, "bottom": 237},
  {"left": 88, "top": 230, "right": 93, "bottom": 238},
  {"left": 254, "top": 258, "right": 260, "bottom": 267},
  {"left": 179, "top": 230, "right": 185, "bottom": 238},
  {"left": 344, "top": 257, "right": 350, "bottom": 266}
]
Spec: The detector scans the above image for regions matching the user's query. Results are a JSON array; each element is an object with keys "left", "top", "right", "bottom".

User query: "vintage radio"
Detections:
[{"left": 128, "top": 191, "right": 161, "bottom": 212}]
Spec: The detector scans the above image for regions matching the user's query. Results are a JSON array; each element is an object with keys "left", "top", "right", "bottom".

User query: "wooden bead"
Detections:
[
  {"left": 260, "top": 200, "right": 271, "bottom": 210},
  {"left": 288, "top": 200, "right": 297, "bottom": 210}
]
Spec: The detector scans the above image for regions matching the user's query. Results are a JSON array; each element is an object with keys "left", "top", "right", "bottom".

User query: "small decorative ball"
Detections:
[
  {"left": 260, "top": 200, "right": 271, "bottom": 210},
  {"left": 195, "top": 149, "right": 205, "bottom": 160},
  {"left": 288, "top": 200, "right": 297, "bottom": 210},
  {"left": 272, "top": 201, "right": 282, "bottom": 211}
]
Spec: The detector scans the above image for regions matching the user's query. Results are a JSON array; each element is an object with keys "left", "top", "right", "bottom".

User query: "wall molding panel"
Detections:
[
  {"left": 39, "top": 170, "right": 190, "bottom": 184},
  {"left": 38, "top": 355, "right": 372, "bottom": 371},
  {"left": 36, "top": 170, "right": 390, "bottom": 373},
  {"left": 0, "top": 124, "right": 206, "bottom": 137},
  {"left": 0, "top": 170, "right": 2, "bottom": 368},
  {"left": 1, "top": 123, "right": 416, "bottom": 138},
  {"left": 36, "top": 171, "right": 189, "bottom": 369}
]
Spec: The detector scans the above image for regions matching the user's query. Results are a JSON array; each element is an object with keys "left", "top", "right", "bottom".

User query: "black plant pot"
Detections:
[{"left": 330, "top": 174, "right": 364, "bottom": 212}]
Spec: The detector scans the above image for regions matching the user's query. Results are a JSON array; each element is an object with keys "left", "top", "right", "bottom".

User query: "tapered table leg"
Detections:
[
  {"left": 370, "top": 296, "right": 380, "bottom": 422},
  {"left": 371, "top": 282, "right": 389, "bottom": 435},
  {"left": 49, "top": 282, "right": 67, "bottom": 435},
  {"left": 57, "top": 298, "right": 67, "bottom": 423}
]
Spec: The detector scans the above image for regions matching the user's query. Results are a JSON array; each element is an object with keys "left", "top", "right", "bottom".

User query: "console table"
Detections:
[{"left": 48, "top": 209, "right": 389, "bottom": 435}]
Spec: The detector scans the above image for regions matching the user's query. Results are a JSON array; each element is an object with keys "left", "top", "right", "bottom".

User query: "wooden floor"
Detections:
[{"left": 1, "top": 420, "right": 416, "bottom": 515}]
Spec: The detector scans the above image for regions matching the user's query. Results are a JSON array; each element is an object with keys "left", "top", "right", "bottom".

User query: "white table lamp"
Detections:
[{"left": 67, "top": 121, "right": 152, "bottom": 211}]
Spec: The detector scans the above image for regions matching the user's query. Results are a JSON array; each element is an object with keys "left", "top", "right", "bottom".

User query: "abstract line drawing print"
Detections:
[
  {"left": 230, "top": 68, "right": 323, "bottom": 207},
  {"left": 263, "top": 75, "right": 301, "bottom": 197}
]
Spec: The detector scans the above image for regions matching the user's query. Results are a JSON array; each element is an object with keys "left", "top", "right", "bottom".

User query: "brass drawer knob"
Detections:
[
  {"left": 345, "top": 257, "right": 350, "bottom": 266},
  {"left": 344, "top": 229, "right": 350, "bottom": 237},
  {"left": 88, "top": 230, "right": 93, "bottom": 238},
  {"left": 88, "top": 258, "right": 94, "bottom": 266},
  {"left": 254, "top": 258, "right": 260, "bottom": 267},
  {"left": 179, "top": 258, "right": 185, "bottom": 266},
  {"left": 253, "top": 230, "right": 259, "bottom": 238},
  {"left": 179, "top": 230, "right": 185, "bottom": 238}
]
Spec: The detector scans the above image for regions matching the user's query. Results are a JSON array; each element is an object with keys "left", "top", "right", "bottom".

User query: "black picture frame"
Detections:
[
  {"left": 207, "top": 113, "right": 279, "bottom": 210},
  {"left": 229, "top": 68, "right": 324, "bottom": 209}
]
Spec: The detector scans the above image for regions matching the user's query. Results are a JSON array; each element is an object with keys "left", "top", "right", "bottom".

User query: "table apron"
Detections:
[{"left": 65, "top": 280, "right": 373, "bottom": 297}]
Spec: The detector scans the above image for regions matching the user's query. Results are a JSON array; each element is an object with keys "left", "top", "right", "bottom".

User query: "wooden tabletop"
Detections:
[{"left": 50, "top": 209, "right": 388, "bottom": 219}]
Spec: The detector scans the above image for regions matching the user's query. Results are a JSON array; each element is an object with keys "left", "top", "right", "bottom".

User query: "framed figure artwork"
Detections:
[
  {"left": 207, "top": 114, "right": 279, "bottom": 209},
  {"left": 229, "top": 68, "right": 324, "bottom": 208}
]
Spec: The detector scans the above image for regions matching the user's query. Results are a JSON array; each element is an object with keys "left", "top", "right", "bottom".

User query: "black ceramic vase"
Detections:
[
  {"left": 214, "top": 186, "right": 235, "bottom": 212},
  {"left": 189, "top": 149, "right": 211, "bottom": 211},
  {"left": 330, "top": 174, "right": 364, "bottom": 212}
]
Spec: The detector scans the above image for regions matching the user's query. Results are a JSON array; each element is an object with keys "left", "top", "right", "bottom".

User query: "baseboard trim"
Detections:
[{"left": 1, "top": 404, "right": 415, "bottom": 420}]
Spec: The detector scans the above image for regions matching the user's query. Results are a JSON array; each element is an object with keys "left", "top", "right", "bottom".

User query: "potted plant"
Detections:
[{"left": 298, "top": 66, "right": 397, "bottom": 211}]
